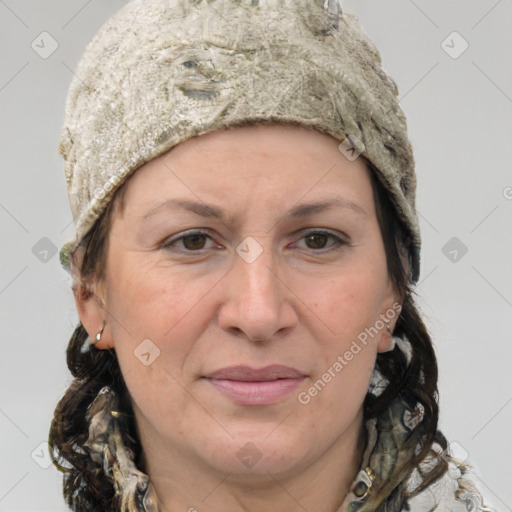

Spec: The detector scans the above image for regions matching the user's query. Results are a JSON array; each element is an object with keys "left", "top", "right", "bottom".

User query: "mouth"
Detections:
[
  {"left": 204, "top": 364, "right": 306, "bottom": 381},
  {"left": 202, "top": 365, "right": 307, "bottom": 405}
]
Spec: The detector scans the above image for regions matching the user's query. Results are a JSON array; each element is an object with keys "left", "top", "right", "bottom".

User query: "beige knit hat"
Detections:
[{"left": 58, "top": 0, "right": 421, "bottom": 282}]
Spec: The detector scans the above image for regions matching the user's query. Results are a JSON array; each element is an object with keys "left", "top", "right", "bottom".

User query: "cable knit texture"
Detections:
[{"left": 58, "top": 0, "right": 421, "bottom": 281}]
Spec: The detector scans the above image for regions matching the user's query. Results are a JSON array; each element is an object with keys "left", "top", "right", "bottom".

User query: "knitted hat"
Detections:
[{"left": 58, "top": 0, "right": 421, "bottom": 282}]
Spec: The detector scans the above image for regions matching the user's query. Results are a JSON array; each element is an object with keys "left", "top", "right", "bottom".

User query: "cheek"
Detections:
[
  {"left": 290, "top": 269, "right": 384, "bottom": 407},
  {"left": 101, "top": 257, "right": 192, "bottom": 394},
  {"left": 307, "top": 266, "right": 388, "bottom": 343},
  {"left": 106, "top": 255, "right": 213, "bottom": 343},
  {"left": 103, "top": 258, "right": 217, "bottom": 429}
]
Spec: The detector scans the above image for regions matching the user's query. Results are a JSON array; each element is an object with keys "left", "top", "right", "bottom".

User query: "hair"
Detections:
[{"left": 49, "top": 127, "right": 449, "bottom": 511}]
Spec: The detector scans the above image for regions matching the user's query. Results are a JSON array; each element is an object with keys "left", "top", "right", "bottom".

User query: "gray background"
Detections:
[{"left": 1, "top": 1, "right": 511, "bottom": 510}]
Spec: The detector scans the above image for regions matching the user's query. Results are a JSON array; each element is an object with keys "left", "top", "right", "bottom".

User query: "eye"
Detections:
[
  {"left": 162, "top": 229, "right": 348, "bottom": 254},
  {"left": 162, "top": 230, "right": 216, "bottom": 252},
  {"left": 293, "top": 229, "right": 348, "bottom": 252}
]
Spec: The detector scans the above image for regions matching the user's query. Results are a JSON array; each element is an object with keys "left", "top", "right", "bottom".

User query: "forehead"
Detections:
[{"left": 113, "top": 123, "right": 374, "bottom": 217}]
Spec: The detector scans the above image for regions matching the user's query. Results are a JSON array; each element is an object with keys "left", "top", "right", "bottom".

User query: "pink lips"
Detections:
[{"left": 203, "top": 365, "right": 306, "bottom": 405}]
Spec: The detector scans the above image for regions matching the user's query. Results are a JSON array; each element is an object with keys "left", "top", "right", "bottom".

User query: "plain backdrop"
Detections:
[{"left": 1, "top": 1, "right": 511, "bottom": 510}]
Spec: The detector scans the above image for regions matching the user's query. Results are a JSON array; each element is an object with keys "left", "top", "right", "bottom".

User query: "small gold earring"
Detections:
[
  {"left": 91, "top": 320, "right": 106, "bottom": 346},
  {"left": 383, "top": 322, "right": 396, "bottom": 352}
]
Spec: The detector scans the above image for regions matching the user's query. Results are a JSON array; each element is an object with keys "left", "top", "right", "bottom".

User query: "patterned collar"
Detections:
[{"left": 338, "top": 394, "right": 496, "bottom": 511}]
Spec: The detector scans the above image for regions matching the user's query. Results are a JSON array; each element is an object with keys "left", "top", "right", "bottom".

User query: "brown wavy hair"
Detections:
[{"left": 49, "top": 137, "right": 449, "bottom": 511}]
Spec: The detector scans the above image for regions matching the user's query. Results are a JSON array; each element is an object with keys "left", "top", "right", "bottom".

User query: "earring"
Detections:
[
  {"left": 91, "top": 320, "right": 106, "bottom": 347},
  {"left": 381, "top": 322, "right": 396, "bottom": 352}
]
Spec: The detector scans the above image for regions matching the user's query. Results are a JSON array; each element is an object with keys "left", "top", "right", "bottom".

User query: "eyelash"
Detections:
[{"left": 162, "top": 229, "right": 349, "bottom": 254}]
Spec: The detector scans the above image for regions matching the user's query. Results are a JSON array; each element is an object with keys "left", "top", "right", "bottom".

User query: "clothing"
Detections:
[
  {"left": 57, "top": 0, "right": 421, "bottom": 283},
  {"left": 340, "top": 397, "right": 498, "bottom": 511},
  {"left": 339, "top": 338, "right": 498, "bottom": 512}
]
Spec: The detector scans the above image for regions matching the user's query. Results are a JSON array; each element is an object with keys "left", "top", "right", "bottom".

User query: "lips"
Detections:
[
  {"left": 204, "top": 364, "right": 305, "bottom": 381},
  {"left": 203, "top": 365, "right": 307, "bottom": 405}
]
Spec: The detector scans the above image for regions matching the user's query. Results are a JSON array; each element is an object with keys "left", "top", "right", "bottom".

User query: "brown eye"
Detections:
[
  {"left": 163, "top": 229, "right": 348, "bottom": 255},
  {"left": 162, "top": 230, "right": 215, "bottom": 253},
  {"left": 296, "top": 230, "right": 348, "bottom": 252},
  {"left": 304, "top": 232, "right": 330, "bottom": 250},
  {"left": 181, "top": 233, "right": 208, "bottom": 250}
]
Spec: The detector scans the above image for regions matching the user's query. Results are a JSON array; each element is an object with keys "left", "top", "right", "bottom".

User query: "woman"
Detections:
[{"left": 49, "top": 0, "right": 497, "bottom": 510}]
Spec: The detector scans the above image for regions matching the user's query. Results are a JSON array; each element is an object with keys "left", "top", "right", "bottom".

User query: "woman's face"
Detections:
[{"left": 80, "top": 124, "right": 401, "bottom": 484}]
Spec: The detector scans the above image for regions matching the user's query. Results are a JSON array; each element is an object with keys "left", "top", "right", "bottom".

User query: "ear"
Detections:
[
  {"left": 376, "top": 280, "right": 403, "bottom": 354},
  {"left": 376, "top": 240, "right": 410, "bottom": 353},
  {"left": 70, "top": 247, "right": 114, "bottom": 350}
]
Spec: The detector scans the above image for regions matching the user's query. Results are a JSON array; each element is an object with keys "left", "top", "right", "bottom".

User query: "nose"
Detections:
[{"left": 217, "top": 239, "right": 298, "bottom": 343}]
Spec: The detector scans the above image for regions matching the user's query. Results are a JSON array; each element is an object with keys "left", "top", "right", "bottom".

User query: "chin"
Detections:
[{"left": 197, "top": 428, "right": 310, "bottom": 480}]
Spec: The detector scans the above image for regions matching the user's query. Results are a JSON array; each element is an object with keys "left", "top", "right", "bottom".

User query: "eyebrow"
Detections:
[{"left": 142, "top": 196, "right": 368, "bottom": 222}]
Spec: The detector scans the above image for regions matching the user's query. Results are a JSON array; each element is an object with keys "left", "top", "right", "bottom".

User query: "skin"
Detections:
[{"left": 74, "top": 124, "right": 403, "bottom": 512}]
